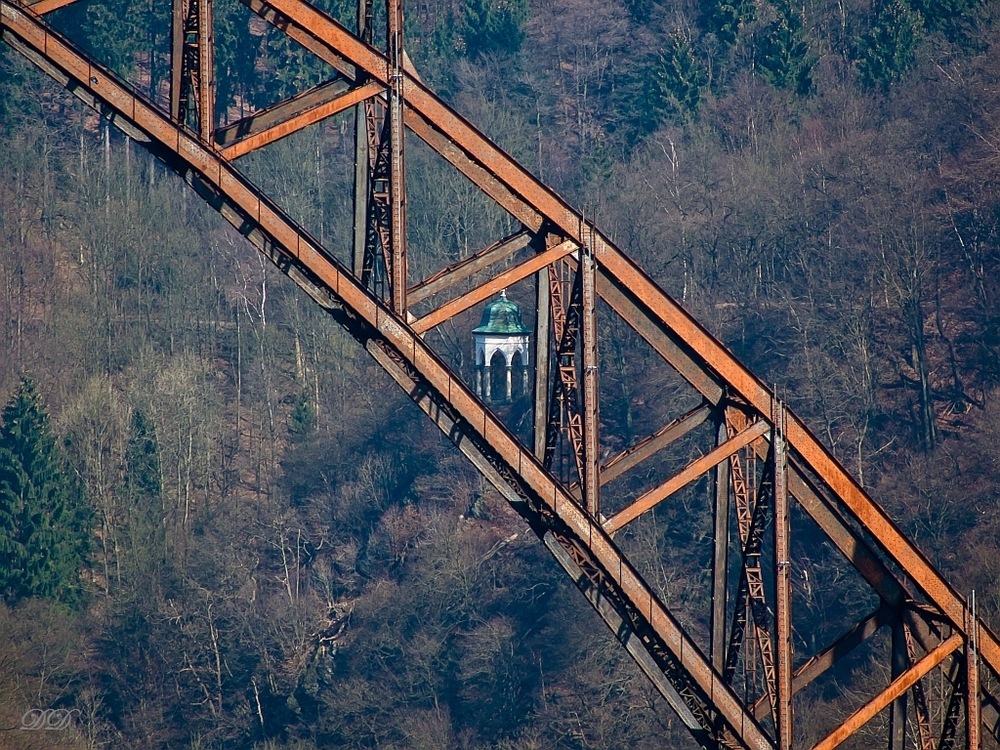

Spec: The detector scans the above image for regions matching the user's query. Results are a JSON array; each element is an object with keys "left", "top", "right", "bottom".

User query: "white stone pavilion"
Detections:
[{"left": 473, "top": 290, "right": 531, "bottom": 403}]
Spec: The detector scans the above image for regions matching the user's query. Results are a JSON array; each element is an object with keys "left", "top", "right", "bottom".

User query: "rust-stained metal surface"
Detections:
[
  {"left": 25, "top": 0, "right": 78, "bottom": 12},
  {"left": 408, "top": 229, "right": 533, "bottom": 305},
  {"left": 812, "top": 635, "right": 964, "bottom": 750},
  {"left": 411, "top": 240, "right": 576, "bottom": 334},
  {"left": 2, "top": 1, "right": 1000, "bottom": 747},
  {"left": 596, "top": 401, "right": 713, "bottom": 488},
  {"left": 579, "top": 231, "right": 600, "bottom": 518},
  {"left": 221, "top": 80, "right": 383, "bottom": 159},
  {"left": 773, "top": 403, "right": 793, "bottom": 750},
  {"left": 216, "top": 78, "right": 349, "bottom": 147},
  {"left": 603, "top": 418, "right": 769, "bottom": 535}
]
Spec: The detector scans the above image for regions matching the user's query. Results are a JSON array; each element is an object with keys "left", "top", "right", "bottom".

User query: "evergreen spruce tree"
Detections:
[
  {"left": 908, "top": 0, "right": 982, "bottom": 42},
  {"left": 623, "top": 0, "right": 657, "bottom": 24},
  {"left": 855, "top": 0, "right": 925, "bottom": 91},
  {"left": 77, "top": 0, "right": 148, "bottom": 78},
  {"left": 119, "top": 408, "right": 164, "bottom": 594},
  {"left": 461, "top": 0, "right": 529, "bottom": 59},
  {"left": 700, "top": 0, "right": 756, "bottom": 49},
  {"left": 0, "top": 378, "right": 91, "bottom": 606},
  {"left": 288, "top": 390, "right": 316, "bottom": 438},
  {"left": 213, "top": 0, "right": 263, "bottom": 113},
  {"left": 757, "top": 0, "right": 815, "bottom": 96},
  {"left": 125, "top": 408, "right": 162, "bottom": 502},
  {"left": 619, "top": 31, "right": 706, "bottom": 140},
  {"left": 655, "top": 31, "right": 707, "bottom": 117}
]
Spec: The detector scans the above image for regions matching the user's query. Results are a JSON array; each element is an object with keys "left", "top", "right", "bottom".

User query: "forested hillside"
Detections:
[{"left": 1, "top": 0, "right": 1000, "bottom": 748}]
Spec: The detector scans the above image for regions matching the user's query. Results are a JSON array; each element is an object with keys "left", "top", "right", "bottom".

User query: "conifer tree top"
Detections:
[{"left": 0, "top": 377, "right": 91, "bottom": 606}]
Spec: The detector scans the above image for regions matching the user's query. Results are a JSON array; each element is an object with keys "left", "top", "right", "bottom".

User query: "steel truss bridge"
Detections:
[{"left": 2, "top": 1, "right": 998, "bottom": 747}]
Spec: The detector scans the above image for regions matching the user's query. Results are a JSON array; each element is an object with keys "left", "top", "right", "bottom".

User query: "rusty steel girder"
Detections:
[
  {"left": 3, "top": 1, "right": 1000, "bottom": 748},
  {"left": 170, "top": 0, "right": 213, "bottom": 140}
]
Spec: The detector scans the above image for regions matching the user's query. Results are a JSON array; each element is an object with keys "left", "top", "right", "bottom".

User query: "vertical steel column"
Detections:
[
  {"left": 170, "top": 0, "right": 185, "bottom": 122},
  {"left": 889, "top": 621, "right": 909, "bottom": 750},
  {"left": 169, "top": 0, "right": 212, "bottom": 136},
  {"left": 903, "top": 624, "right": 935, "bottom": 750},
  {"left": 580, "top": 225, "right": 599, "bottom": 517},
  {"left": 198, "top": 0, "right": 214, "bottom": 141},
  {"left": 352, "top": 116, "right": 368, "bottom": 277},
  {"left": 967, "top": 593, "right": 981, "bottom": 750},
  {"left": 386, "top": 0, "right": 407, "bottom": 315},
  {"left": 543, "top": 261, "right": 586, "bottom": 486},
  {"left": 352, "top": 0, "right": 371, "bottom": 277},
  {"left": 722, "top": 433, "right": 778, "bottom": 713},
  {"left": 711, "top": 415, "right": 731, "bottom": 672},
  {"left": 534, "top": 264, "right": 551, "bottom": 460},
  {"left": 773, "top": 400, "right": 793, "bottom": 749}
]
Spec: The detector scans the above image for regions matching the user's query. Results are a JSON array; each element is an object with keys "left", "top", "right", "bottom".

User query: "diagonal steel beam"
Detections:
[
  {"left": 812, "top": 634, "right": 963, "bottom": 750},
  {"left": 260, "top": 0, "right": 568, "bottom": 213},
  {"left": 258, "top": 0, "right": 1000, "bottom": 668},
  {"left": 598, "top": 402, "right": 713, "bottom": 487},
  {"left": 410, "top": 240, "right": 576, "bottom": 334},
  {"left": 604, "top": 419, "right": 770, "bottom": 535},
  {"left": 0, "top": 16, "right": 773, "bottom": 745},
  {"left": 221, "top": 80, "right": 382, "bottom": 159},
  {"left": 370, "top": 333, "right": 712, "bottom": 741},
  {"left": 215, "top": 78, "right": 351, "bottom": 147},
  {"left": 241, "top": 0, "right": 544, "bottom": 230},
  {"left": 408, "top": 230, "right": 534, "bottom": 305},
  {"left": 371, "top": 324, "right": 715, "bottom": 741},
  {"left": 8, "top": 3, "right": 1000, "bottom": 748},
  {"left": 25, "top": 0, "right": 78, "bottom": 14},
  {"left": 0, "top": 29, "right": 151, "bottom": 143},
  {"left": 225, "top": 13, "right": 992, "bottom": 667}
]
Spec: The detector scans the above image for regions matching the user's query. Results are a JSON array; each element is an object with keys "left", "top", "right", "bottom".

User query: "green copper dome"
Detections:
[{"left": 473, "top": 290, "right": 530, "bottom": 335}]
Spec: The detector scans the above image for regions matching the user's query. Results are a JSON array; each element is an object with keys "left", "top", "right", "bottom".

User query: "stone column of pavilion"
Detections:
[{"left": 473, "top": 290, "right": 531, "bottom": 404}]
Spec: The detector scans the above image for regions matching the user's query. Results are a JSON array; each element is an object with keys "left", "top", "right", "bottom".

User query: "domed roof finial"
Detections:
[{"left": 473, "top": 290, "right": 530, "bottom": 335}]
